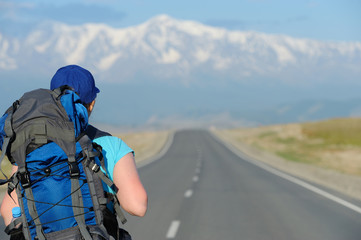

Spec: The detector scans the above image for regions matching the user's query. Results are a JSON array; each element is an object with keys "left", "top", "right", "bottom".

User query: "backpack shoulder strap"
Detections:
[
  {"left": 85, "top": 125, "right": 111, "bottom": 140},
  {"left": 79, "top": 130, "right": 128, "bottom": 225}
]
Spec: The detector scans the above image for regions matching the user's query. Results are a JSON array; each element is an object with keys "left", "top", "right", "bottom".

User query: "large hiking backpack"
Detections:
[{"left": 0, "top": 86, "right": 126, "bottom": 240}]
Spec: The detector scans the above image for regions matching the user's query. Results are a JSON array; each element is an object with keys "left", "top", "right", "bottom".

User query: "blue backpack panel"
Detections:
[{"left": 0, "top": 87, "right": 126, "bottom": 240}]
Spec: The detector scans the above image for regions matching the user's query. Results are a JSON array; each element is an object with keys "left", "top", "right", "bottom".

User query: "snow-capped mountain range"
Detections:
[
  {"left": 1, "top": 14, "right": 360, "bottom": 84},
  {"left": 1, "top": 15, "right": 361, "bottom": 128}
]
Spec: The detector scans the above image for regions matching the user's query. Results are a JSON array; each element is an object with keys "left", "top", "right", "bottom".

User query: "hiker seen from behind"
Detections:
[{"left": 0, "top": 65, "right": 148, "bottom": 240}]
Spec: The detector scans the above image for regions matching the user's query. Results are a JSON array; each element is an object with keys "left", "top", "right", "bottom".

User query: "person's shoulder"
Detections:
[
  {"left": 85, "top": 124, "right": 112, "bottom": 140},
  {"left": 85, "top": 125, "right": 132, "bottom": 153}
]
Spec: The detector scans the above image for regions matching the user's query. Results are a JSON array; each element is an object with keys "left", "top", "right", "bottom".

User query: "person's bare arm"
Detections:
[
  {"left": 112, "top": 152, "right": 148, "bottom": 217},
  {"left": 1, "top": 152, "right": 148, "bottom": 223},
  {"left": 1, "top": 165, "right": 19, "bottom": 226}
]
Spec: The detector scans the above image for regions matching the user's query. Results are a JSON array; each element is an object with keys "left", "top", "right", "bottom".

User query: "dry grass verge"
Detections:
[
  {"left": 213, "top": 118, "right": 361, "bottom": 201},
  {"left": 116, "top": 130, "right": 170, "bottom": 163}
]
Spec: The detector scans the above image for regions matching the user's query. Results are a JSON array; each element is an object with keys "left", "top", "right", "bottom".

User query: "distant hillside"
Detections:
[{"left": 1, "top": 15, "right": 360, "bottom": 128}]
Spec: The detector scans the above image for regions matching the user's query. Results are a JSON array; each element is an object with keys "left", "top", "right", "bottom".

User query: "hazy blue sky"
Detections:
[{"left": 1, "top": 0, "right": 360, "bottom": 41}]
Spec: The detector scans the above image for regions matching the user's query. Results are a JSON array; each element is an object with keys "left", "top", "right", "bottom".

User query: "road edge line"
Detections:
[{"left": 209, "top": 130, "right": 361, "bottom": 215}]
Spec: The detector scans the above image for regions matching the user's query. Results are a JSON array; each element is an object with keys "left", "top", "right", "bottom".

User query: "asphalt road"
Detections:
[
  {"left": 125, "top": 129, "right": 361, "bottom": 240},
  {"left": 1, "top": 129, "right": 361, "bottom": 239}
]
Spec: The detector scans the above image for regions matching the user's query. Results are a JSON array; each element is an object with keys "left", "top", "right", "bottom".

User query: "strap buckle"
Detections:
[
  {"left": 69, "top": 162, "right": 80, "bottom": 178},
  {"left": 19, "top": 171, "right": 31, "bottom": 188},
  {"left": 91, "top": 163, "right": 100, "bottom": 172}
]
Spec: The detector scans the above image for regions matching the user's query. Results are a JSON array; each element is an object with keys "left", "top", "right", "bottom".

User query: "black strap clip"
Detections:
[
  {"left": 69, "top": 162, "right": 80, "bottom": 178},
  {"left": 19, "top": 171, "right": 31, "bottom": 188}
]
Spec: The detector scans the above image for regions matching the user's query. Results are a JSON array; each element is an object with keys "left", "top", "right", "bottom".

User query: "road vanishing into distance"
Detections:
[
  {"left": 125, "top": 129, "right": 361, "bottom": 240},
  {"left": 0, "top": 129, "right": 361, "bottom": 239}
]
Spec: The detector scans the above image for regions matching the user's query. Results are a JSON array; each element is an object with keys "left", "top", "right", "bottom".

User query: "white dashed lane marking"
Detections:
[
  {"left": 166, "top": 156, "right": 202, "bottom": 239},
  {"left": 184, "top": 189, "right": 193, "bottom": 198},
  {"left": 166, "top": 220, "right": 181, "bottom": 239}
]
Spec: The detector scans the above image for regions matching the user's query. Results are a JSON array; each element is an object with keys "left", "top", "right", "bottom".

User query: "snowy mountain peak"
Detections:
[
  {"left": 0, "top": 15, "right": 360, "bottom": 84},
  {"left": 148, "top": 14, "right": 177, "bottom": 23},
  {"left": 1, "top": 16, "right": 361, "bottom": 128}
]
